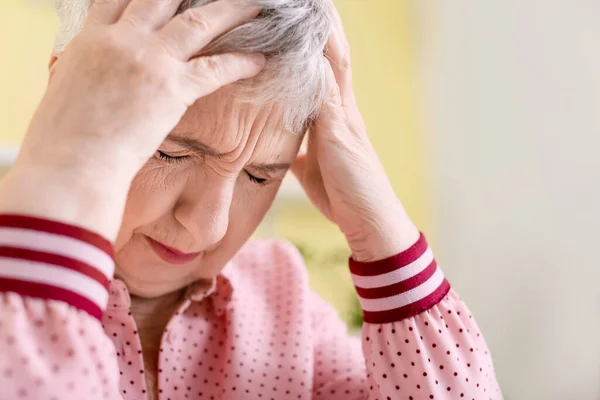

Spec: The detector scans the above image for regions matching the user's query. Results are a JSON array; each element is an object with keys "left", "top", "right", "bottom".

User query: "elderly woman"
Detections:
[{"left": 0, "top": 0, "right": 501, "bottom": 399}]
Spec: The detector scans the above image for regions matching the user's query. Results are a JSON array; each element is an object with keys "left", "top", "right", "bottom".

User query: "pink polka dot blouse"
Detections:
[{"left": 0, "top": 214, "right": 502, "bottom": 399}]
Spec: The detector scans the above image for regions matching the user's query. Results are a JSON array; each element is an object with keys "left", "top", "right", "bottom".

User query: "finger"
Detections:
[
  {"left": 121, "top": 0, "right": 184, "bottom": 29},
  {"left": 316, "top": 59, "right": 369, "bottom": 142},
  {"left": 291, "top": 154, "right": 318, "bottom": 198},
  {"left": 313, "top": 60, "right": 364, "bottom": 140},
  {"left": 325, "top": 34, "right": 352, "bottom": 94},
  {"left": 324, "top": 2, "right": 353, "bottom": 94},
  {"left": 159, "top": 0, "right": 261, "bottom": 60},
  {"left": 290, "top": 148, "right": 308, "bottom": 179},
  {"left": 291, "top": 134, "right": 333, "bottom": 221},
  {"left": 293, "top": 127, "right": 320, "bottom": 183},
  {"left": 86, "top": 0, "right": 132, "bottom": 25},
  {"left": 186, "top": 52, "right": 265, "bottom": 99},
  {"left": 321, "top": 59, "right": 344, "bottom": 110}
]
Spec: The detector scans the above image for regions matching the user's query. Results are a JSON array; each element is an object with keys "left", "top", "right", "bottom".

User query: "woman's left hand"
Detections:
[{"left": 292, "top": 4, "right": 419, "bottom": 262}]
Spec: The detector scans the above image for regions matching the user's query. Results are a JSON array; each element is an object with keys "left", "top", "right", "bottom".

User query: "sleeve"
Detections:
[
  {"left": 311, "top": 233, "right": 503, "bottom": 400},
  {"left": 0, "top": 214, "right": 121, "bottom": 400}
]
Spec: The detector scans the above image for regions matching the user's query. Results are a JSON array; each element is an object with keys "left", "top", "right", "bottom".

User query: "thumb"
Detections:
[
  {"left": 290, "top": 147, "right": 308, "bottom": 181},
  {"left": 291, "top": 135, "right": 320, "bottom": 189},
  {"left": 291, "top": 149, "right": 326, "bottom": 203},
  {"left": 311, "top": 61, "right": 349, "bottom": 141},
  {"left": 289, "top": 147, "right": 332, "bottom": 221}
]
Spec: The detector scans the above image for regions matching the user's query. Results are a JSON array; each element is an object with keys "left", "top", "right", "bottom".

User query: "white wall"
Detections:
[{"left": 414, "top": 1, "right": 600, "bottom": 399}]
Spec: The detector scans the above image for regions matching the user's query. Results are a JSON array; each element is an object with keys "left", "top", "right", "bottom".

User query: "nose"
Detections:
[{"left": 173, "top": 170, "right": 236, "bottom": 250}]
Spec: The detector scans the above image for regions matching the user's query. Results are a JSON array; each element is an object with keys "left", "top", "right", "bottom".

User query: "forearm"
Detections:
[
  {"left": 0, "top": 161, "right": 132, "bottom": 241},
  {"left": 346, "top": 196, "right": 421, "bottom": 263}
]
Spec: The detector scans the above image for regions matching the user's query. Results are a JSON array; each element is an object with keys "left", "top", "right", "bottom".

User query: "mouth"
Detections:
[{"left": 146, "top": 236, "right": 201, "bottom": 265}]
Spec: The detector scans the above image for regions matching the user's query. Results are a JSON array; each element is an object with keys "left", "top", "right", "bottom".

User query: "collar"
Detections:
[{"left": 106, "top": 263, "right": 235, "bottom": 316}]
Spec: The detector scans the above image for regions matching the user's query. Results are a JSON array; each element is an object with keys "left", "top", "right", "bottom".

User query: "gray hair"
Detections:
[{"left": 54, "top": 0, "right": 332, "bottom": 133}]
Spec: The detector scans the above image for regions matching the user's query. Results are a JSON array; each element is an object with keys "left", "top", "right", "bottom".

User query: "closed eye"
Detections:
[
  {"left": 157, "top": 150, "right": 268, "bottom": 185},
  {"left": 156, "top": 151, "right": 187, "bottom": 163},
  {"left": 245, "top": 171, "right": 268, "bottom": 185}
]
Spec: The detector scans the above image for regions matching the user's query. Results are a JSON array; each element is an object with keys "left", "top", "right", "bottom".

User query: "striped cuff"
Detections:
[
  {"left": 350, "top": 233, "right": 450, "bottom": 324},
  {"left": 0, "top": 214, "right": 115, "bottom": 320}
]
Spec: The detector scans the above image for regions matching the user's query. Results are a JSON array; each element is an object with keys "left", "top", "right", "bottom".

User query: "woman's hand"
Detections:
[
  {"left": 1, "top": 0, "right": 264, "bottom": 239},
  {"left": 292, "top": 4, "right": 419, "bottom": 262}
]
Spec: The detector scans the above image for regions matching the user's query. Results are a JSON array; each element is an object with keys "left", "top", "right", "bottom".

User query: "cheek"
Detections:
[
  {"left": 116, "top": 165, "right": 184, "bottom": 246},
  {"left": 228, "top": 180, "right": 281, "bottom": 238}
]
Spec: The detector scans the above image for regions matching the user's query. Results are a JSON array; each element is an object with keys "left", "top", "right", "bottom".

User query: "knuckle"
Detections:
[
  {"left": 203, "top": 56, "right": 226, "bottom": 81},
  {"left": 341, "top": 55, "right": 351, "bottom": 71},
  {"left": 120, "top": 49, "right": 174, "bottom": 91},
  {"left": 92, "top": 0, "right": 112, "bottom": 7},
  {"left": 340, "top": 51, "right": 351, "bottom": 71},
  {"left": 326, "top": 78, "right": 342, "bottom": 99},
  {"left": 155, "top": 73, "right": 178, "bottom": 96},
  {"left": 80, "top": 28, "right": 126, "bottom": 59},
  {"left": 102, "top": 27, "right": 126, "bottom": 47},
  {"left": 340, "top": 43, "right": 352, "bottom": 70},
  {"left": 180, "top": 9, "right": 211, "bottom": 32},
  {"left": 121, "top": 13, "right": 146, "bottom": 29}
]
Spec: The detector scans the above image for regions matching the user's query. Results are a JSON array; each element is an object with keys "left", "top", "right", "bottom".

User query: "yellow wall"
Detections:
[
  {"left": 336, "top": 0, "right": 426, "bottom": 231},
  {"left": 0, "top": 1, "right": 58, "bottom": 144},
  {"left": 0, "top": 0, "right": 426, "bottom": 326}
]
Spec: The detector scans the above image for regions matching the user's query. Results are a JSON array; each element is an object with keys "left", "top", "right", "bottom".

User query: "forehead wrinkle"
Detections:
[
  {"left": 244, "top": 103, "right": 286, "bottom": 163},
  {"left": 176, "top": 90, "right": 252, "bottom": 161},
  {"left": 213, "top": 96, "right": 248, "bottom": 159},
  {"left": 227, "top": 98, "right": 262, "bottom": 160},
  {"left": 247, "top": 108, "right": 301, "bottom": 170},
  {"left": 177, "top": 88, "right": 298, "bottom": 168},
  {"left": 208, "top": 93, "right": 245, "bottom": 157},
  {"left": 231, "top": 103, "right": 271, "bottom": 165}
]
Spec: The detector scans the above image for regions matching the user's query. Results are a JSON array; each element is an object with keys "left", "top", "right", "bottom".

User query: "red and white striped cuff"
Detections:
[
  {"left": 0, "top": 214, "right": 115, "bottom": 320},
  {"left": 349, "top": 233, "right": 450, "bottom": 324}
]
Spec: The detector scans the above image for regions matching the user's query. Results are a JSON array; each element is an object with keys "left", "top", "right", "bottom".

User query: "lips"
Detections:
[{"left": 146, "top": 236, "right": 201, "bottom": 265}]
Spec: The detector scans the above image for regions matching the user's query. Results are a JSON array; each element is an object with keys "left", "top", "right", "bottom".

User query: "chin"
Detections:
[{"left": 114, "top": 268, "right": 195, "bottom": 299}]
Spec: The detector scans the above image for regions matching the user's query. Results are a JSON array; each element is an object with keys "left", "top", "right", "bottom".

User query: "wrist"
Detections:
[
  {"left": 18, "top": 131, "right": 142, "bottom": 181},
  {"left": 0, "top": 163, "right": 131, "bottom": 241},
  {"left": 345, "top": 205, "right": 420, "bottom": 263}
]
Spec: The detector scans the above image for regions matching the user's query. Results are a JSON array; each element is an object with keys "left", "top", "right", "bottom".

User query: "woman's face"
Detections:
[{"left": 114, "top": 86, "right": 303, "bottom": 297}]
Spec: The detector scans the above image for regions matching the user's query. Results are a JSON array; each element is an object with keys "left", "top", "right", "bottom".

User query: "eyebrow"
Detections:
[
  {"left": 249, "top": 162, "right": 292, "bottom": 174},
  {"left": 168, "top": 134, "right": 227, "bottom": 159},
  {"left": 167, "top": 135, "right": 291, "bottom": 173}
]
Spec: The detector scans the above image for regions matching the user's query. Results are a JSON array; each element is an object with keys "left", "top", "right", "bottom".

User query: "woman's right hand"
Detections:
[{"left": 0, "top": 0, "right": 265, "bottom": 239}]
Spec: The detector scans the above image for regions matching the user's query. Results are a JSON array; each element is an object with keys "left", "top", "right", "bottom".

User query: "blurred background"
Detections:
[{"left": 2, "top": 0, "right": 600, "bottom": 399}]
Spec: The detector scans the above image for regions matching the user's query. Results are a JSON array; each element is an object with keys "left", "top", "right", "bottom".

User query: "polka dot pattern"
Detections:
[
  {"left": 0, "top": 292, "right": 121, "bottom": 400},
  {"left": 0, "top": 239, "right": 502, "bottom": 400},
  {"left": 364, "top": 290, "right": 503, "bottom": 399}
]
